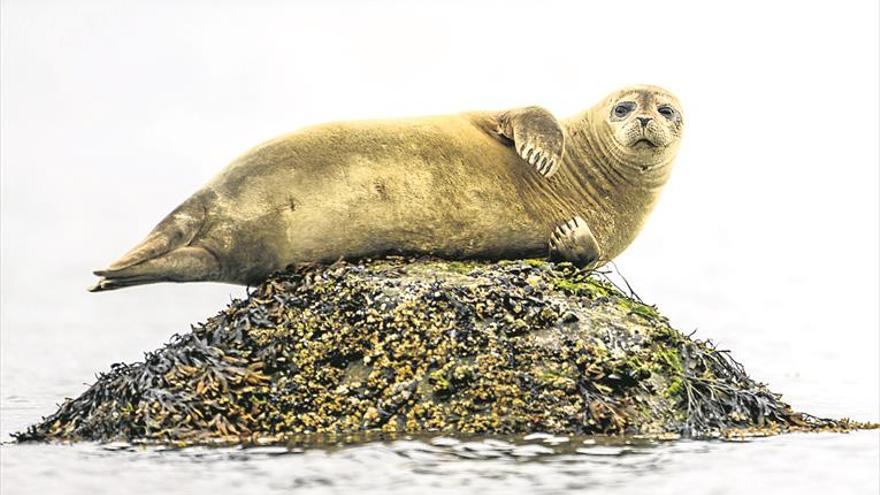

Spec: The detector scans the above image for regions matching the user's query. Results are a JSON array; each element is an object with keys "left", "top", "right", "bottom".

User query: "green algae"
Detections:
[
  {"left": 444, "top": 260, "right": 481, "bottom": 274},
  {"left": 625, "top": 302, "right": 663, "bottom": 321},
  {"left": 13, "top": 258, "right": 872, "bottom": 446},
  {"left": 552, "top": 272, "right": 615, "bottom": 300}
]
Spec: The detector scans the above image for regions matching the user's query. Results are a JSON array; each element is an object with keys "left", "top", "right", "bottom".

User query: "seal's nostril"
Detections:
[{"left": 637, "top": 117, "right": 652, "bottom": 128}]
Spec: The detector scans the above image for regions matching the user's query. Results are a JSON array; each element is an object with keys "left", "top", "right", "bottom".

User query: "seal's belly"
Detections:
[{"left": 208, "top": 116, "right": 554, "bottom": 270}]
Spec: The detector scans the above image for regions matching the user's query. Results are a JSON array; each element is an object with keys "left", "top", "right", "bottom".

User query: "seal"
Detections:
[{"left": 90, "top": 85, "right": 683, "bottom": 291}]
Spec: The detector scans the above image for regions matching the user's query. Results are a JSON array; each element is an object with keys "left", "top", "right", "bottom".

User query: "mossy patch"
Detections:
[{"left": 14, "top": 258, "right": 874, "bottom": 445}]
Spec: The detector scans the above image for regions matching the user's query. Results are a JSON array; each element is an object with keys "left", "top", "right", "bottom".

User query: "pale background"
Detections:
[{"left": 1, "top": 0, "right": 878, "bottom": 439}]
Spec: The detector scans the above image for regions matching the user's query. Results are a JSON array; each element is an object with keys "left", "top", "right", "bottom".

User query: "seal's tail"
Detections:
[{"left": 89, "top": 202, "right": 219, "bottom": 292}]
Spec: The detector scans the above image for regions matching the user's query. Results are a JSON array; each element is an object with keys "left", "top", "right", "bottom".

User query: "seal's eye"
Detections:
[
  {"left": 658, "top": 106, "right": 675, "bottom": 119},
  {"left": 613, "top": 102, "right": 635, "bottom": 118}
]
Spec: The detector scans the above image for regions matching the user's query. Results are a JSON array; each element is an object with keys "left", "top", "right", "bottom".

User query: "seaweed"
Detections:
[{"left": 13, "top": 257, "right": 873, "bottom": 445}]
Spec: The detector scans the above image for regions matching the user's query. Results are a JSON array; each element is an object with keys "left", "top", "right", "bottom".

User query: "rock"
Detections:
[{"left": 13, "top": 258, "right": 865, "bottom": 445}]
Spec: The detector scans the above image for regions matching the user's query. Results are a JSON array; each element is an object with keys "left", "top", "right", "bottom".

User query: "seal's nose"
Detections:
[{"left": 637, "top": 117, "right": 652, "bottom": 128}]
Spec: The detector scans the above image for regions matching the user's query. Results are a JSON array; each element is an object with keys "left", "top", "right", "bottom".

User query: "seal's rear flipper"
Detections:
[
  {"left": 104, "top": 206, "right": 205, "bottom": 272},
  {"left": 89, "top": 246, "right": 221, "bottom": 292}
]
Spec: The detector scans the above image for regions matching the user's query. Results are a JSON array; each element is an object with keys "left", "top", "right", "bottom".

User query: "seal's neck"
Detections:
[{"left": 559, "top": 110, "right": 677, "bottom": 259}]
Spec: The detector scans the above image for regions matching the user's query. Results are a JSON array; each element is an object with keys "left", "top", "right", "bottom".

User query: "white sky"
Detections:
[{"left": 1, "top": 0, "right": 878, "bottom": 419}]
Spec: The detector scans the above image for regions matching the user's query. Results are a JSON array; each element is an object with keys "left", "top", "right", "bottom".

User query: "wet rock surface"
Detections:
[{"left": 15, "top": 258, "right": 864, "bottom": 445}]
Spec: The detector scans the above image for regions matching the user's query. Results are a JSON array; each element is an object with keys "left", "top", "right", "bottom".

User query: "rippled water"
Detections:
[{"left": 2, "top": 430, "right": 878, "bottom": 495}]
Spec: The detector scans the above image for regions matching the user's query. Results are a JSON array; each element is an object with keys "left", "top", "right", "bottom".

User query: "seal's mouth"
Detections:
[{"left": 632, "top": 138, "right": 657, "bottom": 148}]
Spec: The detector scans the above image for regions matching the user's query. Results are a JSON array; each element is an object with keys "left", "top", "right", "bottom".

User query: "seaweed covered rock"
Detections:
[{"left": 16, "top": 258, "right": 856, "bottom": 444}]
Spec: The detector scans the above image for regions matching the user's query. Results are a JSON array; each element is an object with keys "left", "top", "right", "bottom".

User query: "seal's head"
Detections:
[{"left": 599, "top": 85, "right": 684, "bottom": 166}]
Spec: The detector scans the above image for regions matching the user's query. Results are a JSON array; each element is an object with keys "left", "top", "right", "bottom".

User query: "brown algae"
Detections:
[{"left": 14, "top": 258, "right": 870, "bottom": 445}]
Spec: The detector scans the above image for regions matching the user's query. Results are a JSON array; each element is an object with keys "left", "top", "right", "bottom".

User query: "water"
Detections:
[
  {"left": 2, "top": 428, "right": 879, "bottom": 494},
  {"left": 7, "top": 432, "right": 880, "bottom": 495}
]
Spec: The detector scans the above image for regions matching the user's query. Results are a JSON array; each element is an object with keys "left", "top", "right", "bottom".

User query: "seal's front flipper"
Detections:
[
  {"left": 548, "top": 215, "right": 601, "bottom": 268},
  {"left": 89, "top": 246, "right": 221, "bottom": 292},
  {"left": 495, "top": 106, "right": 565, "bottom": 178}
]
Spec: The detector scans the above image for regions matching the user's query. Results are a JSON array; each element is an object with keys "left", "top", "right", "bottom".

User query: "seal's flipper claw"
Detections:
[
  {"left": 492, "top": 106, "right": 565, "bottom": 179},
  {"left": 89, "top": 276, "right": 156, "bottom": 292},
  {"left": 548, "top": 215, "right": 601, "bottom": 268},
  {"left": 89, "top": 246, "right": 221, "bottom": 292}
]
